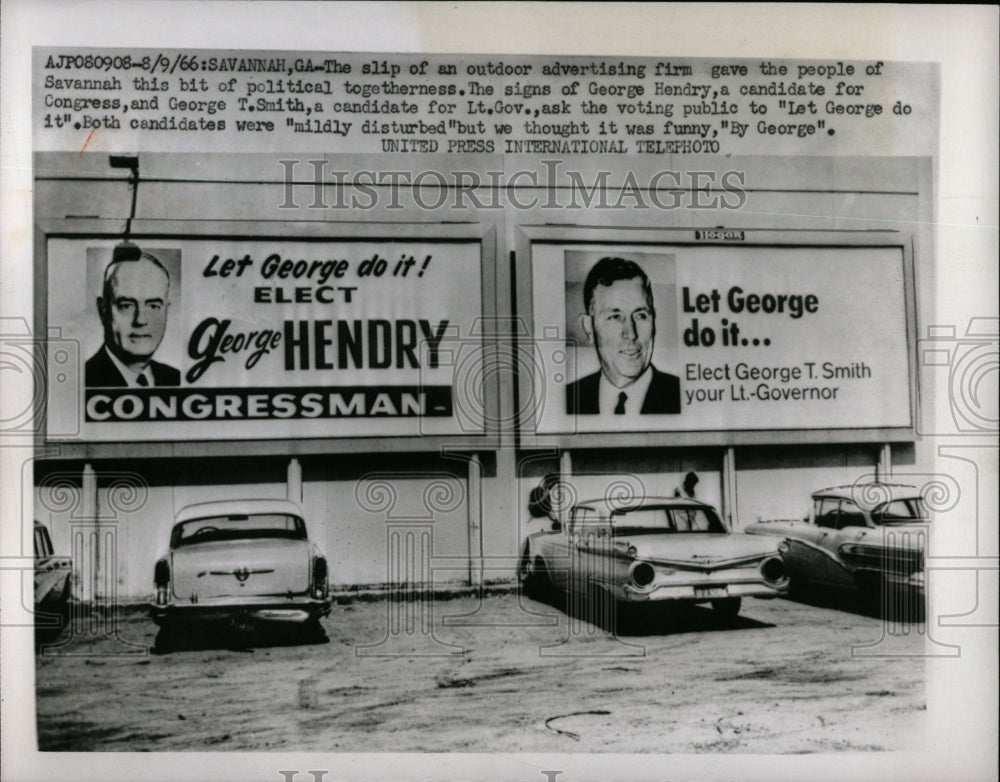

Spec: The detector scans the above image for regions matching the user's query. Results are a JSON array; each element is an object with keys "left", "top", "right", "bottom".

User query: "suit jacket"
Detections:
[
  {"left": 565, "top": 366, "right": 680, "bottom": 414},
  {"left": 85, "top": 346, "right": 181, "bottom": 388}
]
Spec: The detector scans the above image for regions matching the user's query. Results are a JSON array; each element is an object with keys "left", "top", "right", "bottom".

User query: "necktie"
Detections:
[
  {"left": 614, "top": 391, "right": 627, "bottom": 414},
  {"left": 136, "top": 374, "right": 149, "bottom": 387}
]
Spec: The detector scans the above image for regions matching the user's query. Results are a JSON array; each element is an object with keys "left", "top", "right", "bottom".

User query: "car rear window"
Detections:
[
  {"left": 610, "top": 507, "right": 726, "bottom": 535},
  {"left": 871, "top": 498, "right": 928, "bottom": 524},
  {"left": 171, "top": 513, "right": 306, "bottom": 547},
  {"left": 34, "top": 525, "right": 54, "bottom": 557}
]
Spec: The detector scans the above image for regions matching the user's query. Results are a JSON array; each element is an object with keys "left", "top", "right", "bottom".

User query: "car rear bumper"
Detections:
[
  {"left": 859, "top": 569, "right": 925, "bottom": 601},
  {"left": 150, "top": 596, "right": 331, "bottom": 625},
  {"left": 885, "top": 569, "right": 924, "bottom": 586},
  {"left": 619, "top": 579, "right": 788, "bottom": 603}
]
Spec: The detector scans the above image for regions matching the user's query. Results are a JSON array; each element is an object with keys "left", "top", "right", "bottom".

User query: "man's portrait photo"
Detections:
[
  {"left": 565, "top": 254, "right": 680, "bottom": 415},
  {"left": 85, "top": 249, "right": 181, "bottom": 388}
]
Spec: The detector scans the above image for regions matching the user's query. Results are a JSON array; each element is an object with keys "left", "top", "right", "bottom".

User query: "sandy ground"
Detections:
[{"left": 36, "top": 589, "right": 926, "bottom": 753}]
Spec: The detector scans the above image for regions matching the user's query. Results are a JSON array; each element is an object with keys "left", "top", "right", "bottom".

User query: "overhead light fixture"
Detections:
[{"left": 109, "top": 154, "right": 142, "bottom": 262}]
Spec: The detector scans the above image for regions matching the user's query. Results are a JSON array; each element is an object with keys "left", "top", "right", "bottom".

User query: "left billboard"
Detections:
[{"left": 45, "top": 237, "right": 483, "bottom": 440}]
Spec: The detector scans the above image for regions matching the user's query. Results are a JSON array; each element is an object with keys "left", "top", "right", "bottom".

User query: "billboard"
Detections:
[
  {"left": 45, "top": 237, "right": 483, "bottom": 440},
  {"left": 531, "top": 243, "right": 912, "bottom": 435}
]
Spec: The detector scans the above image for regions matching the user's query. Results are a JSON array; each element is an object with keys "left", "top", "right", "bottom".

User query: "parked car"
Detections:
[
  {"left": 744, "top": 483, "right": 926, "bottom": 611},
  {"left": 518, "top": 496, "right": 789, "bottom": 626},
  {"left": 34, "top": 521, "right": 72, "bottom": 635},
  {"left": 151, "top": 499, "right": 331, "bottom": 640}
]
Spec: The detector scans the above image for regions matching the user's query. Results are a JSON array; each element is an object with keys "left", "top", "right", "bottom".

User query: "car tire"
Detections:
[
  {"left": 865, "top": 579, "right": 923, "bottom": 623},
  {"left": 517, "top": 547, "right": 540, "bottom": 598},
  {"left": 609, "top": 600, "right": 641, "bottom": 636},
  {"left": 583, "top": 583, "right": 613, "bottom": 629},
  {"left": 711, "top": 597, "right": 742, "bottom": 623},
  {"left": 153, "top": 621, "right": 182, "bottom": 653},
  {"left": 855, "top": 573, "right": 893, "bottom": 618},
  {"left": 520, "top": 550, "right": 557, "bottom": 604},
  {"left": 302, "top": 617, "right": 328, "bottom": 643}
]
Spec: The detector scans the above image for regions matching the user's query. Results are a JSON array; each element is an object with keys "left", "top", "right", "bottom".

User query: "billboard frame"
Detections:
[
  {"left": 514, "top": 223, "right": 918, "bottom": 449},
  {"left": 34, "top": 218, "right": 500, "bottom": 458}
]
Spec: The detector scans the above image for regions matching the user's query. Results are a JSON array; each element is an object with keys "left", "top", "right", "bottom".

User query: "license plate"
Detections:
[{"left": 694, "top": 586, "right": 727, "bottom": 598}]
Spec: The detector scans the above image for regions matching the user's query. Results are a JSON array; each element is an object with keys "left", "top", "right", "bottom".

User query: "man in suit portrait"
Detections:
[
  {"left": 566, "top": 256, "right": 680, "bottom": 415},
  {"left": 85, "top": 251, "right": 180, "bottom": 388}
]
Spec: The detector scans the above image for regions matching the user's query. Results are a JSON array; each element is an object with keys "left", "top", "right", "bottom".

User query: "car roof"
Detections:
[
  {"left": 174, "top": 499, "right": 305, "bottom": 524},
  {"left": 572, "top": 496, "right": 714, "bottom": 514},
  {"left": 811, "top": 483, "right": 922, "bottom": 504}
]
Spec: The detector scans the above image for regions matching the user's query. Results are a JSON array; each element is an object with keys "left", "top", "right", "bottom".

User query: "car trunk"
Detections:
[
  {"left": 170, "top": 538, "right": 310, "bottom": 600},
  {"left": 624, "top": 533, "right": 777, "bottom": 567}
]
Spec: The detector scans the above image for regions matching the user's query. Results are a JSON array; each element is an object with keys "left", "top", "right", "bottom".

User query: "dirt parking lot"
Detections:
[{"left": 36, "top": 589, "right": 926, "bottom": 753}]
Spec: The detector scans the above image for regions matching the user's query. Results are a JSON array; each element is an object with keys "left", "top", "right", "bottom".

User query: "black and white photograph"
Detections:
[
  {"left": 564, "top": 251, "right": 681, "bottom": 417},
  {"left": 1, "top": 4, "right": 997, "bottom": 782},
  {"left": 83, "top": 247, "right": 183, "bottom": 389}
]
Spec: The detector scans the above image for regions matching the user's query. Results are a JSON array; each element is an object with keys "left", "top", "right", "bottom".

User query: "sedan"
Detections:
[
  {"left": 744, "top": 483, "right": 926, "bottom": 613},
  {"left": 518, "top": 496, "right": 789, "bottom": 627},
  {"left": 151, "top": 499, "right": 331, "bottom": 642},
  {"left": 34, "top": 521, "right": 72, "bottom": 637}
]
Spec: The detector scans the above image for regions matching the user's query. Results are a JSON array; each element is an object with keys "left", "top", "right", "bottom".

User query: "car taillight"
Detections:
[
  {"left": 761, "top": 556, "right": 787, "bottom": 585},
  {"left": 154, "top": 558, "right": 170, "bottom": 605},
  {"left": 311, "top": 557, "right": 328, "bottom": 599},
  {"left": 631, "top": 562, "right": 655, "bottom": 588}
]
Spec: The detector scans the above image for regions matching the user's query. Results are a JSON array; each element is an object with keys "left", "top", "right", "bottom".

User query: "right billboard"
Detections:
[{"left": 531, "top": 242, "right": 912, "bottom": 435}]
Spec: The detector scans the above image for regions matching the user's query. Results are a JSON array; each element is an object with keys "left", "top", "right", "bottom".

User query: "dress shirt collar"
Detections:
[
  {"left": 598, "top": 365, "right": 653, "bottom": 416},
  {"left": 104, "top": 345, "right": 154, "bottom": 388}
]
